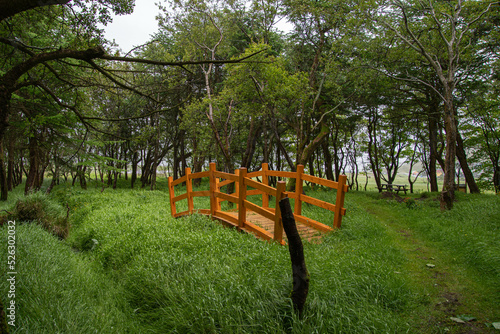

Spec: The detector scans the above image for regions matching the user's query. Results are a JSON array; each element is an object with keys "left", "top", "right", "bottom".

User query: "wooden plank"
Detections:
[
  {"left": 214, "top": 210, "right": 239, "bottom": 225},
  {"left": 173, "top": 210, "right": 189, "bottom": 218},
  {"left": 244, "top": 200, "right": 275, "bottom": 221},
  {"left": 294, "top": 214, "right": 333, "bottom": 233},
  {"left": 173, "top": 192, "right": 188, "bottom": 202},
  {"left": 247, "top": 170, "right": 263, "bottom": 178},
  {"left": 302, "top": 173, "right": 338, "bottom": 189},
  {"left": 192, "top": 190, "right": 210, "bottom": 197},
  {"left": 215, "top": 191, "right": 239, "bottom": 204},
  {"left": 302, "top": 173, "right": 349, "bottom": 192},
  {"left": 247, "top": 189, "right": 263, "bottom": 196},
  {"left": 196, "top": 209, "right": 211, "bottom": 215},
  {"left": 171, "top": 175, "right": 187, "bottom": 187},
  {"left": 189, "top": 170, "right": 210, "bottom": 179},
  {"left": 267, "top": 170, "right": 297, "bottom": 178},
  {"left": 244, "top": 178, "right": 277, "bottom": 197},
  {"left": 243, "top": 221, "right": 278, "bottom": 243},
  {"left": 214, "top": 171, "right": 239, "bottom": 182},
  {"left": 300, "top": 194, "right": 336, "bottom": 212},
  {"left": 218, "top": 179, "right": 235, "bottom": 188}
]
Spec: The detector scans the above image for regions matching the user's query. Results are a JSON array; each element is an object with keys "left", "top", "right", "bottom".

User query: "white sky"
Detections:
[
  {"left": 102, "top": 1, "right": 292, "bottom": 54},
  {"left": 103, "top": 0, "right": 160, "bottom": 53}
]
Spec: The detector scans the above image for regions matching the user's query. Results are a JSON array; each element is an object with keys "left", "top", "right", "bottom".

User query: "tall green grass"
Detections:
[
  {"left": 0, "top": 223, "right": 139, "bottom": 333},
  {"left": 1, "top": 181, "right": 499, "bottom": 333},
  {"left": 59, "top": 186, "right": 414, "bottom": 333}
]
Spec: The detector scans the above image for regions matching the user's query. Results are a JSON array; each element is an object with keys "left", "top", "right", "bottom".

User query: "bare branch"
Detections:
[
  {"left": 86, "top": 60, "right": 158, "bottom": 102},
  {"left": 367, "top": 65, "right": 447, "bottom": 102},
  {"left": 82, "top": 98, "right": 190, "bottom": 122},
  {"left": 99, "top": 48, "right": 268, "bottom": 67}
]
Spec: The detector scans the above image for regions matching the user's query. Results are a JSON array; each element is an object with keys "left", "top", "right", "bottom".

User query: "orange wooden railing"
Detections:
[{"left": 168, "top": 163, "right": 348, "bottom": 244}]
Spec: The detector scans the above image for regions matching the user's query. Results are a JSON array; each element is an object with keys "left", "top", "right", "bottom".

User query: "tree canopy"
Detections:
[{"left": 1, "top": 0, "right": 499, "bottom": 208}]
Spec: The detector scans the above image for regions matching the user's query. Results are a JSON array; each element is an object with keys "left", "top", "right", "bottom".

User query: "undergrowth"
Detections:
[{"left": 0, "top": 192, "right": 69, "bottom": 239}]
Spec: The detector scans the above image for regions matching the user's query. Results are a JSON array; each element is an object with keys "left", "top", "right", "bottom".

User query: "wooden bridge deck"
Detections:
[{"left": 225, "top": 210, "right": 325, "bottom": 243}]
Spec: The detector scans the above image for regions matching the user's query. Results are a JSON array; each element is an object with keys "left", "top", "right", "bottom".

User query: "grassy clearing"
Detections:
[
  {"left": 1, "top": 180, "right": 499, "bottom": 333},
  {"left": 0, "top": 223, "right": 139, "bottom": 333}
]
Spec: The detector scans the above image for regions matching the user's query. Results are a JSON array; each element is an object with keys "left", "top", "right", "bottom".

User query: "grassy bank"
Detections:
[{"left": 1, "top": 181, "right": 499, "bottom": 333}]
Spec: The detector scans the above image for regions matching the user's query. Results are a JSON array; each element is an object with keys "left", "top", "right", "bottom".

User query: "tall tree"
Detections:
[{"left": 369, "top": 0, "right": 494, "bottom": 209}]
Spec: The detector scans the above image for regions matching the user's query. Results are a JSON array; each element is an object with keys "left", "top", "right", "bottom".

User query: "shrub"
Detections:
[{"left": 4, "top": 192, "right": 70, "bottom": 239}]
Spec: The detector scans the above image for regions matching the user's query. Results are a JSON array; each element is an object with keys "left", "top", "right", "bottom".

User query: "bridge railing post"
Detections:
[
  {"left": 185, "top": 167, "right": 194, "bottom": 214},
  {"left": 274, "top": 181, "right": 287, "bottom": 243},
  {"left": 294, "top": 164, "right": 304, "bottom": 216},
  {"left": 168, "top": 176, "right": 176, "bottom": 216},
  {"left": 334, "top": 174, "right": 347, "bottom": 228},
  {"left": 215, "top": 175, "right": 221, "bottom": 211},
  {"left": 234, "top": 169, "right": 240, "bottom": 210},
  {"left": 262, "top": 163, "right": 269, "bottom": 208},
  {"left": 209, "top": 163, "right": 217, "bottom": 217},
  {"left": 238, "top": 167, "right": 247, "bottom": 229}
]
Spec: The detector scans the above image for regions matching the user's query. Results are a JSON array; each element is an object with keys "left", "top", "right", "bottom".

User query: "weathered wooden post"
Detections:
[
  {"left": 262, "top": 163, "right": 269, "bottom": 208},
  {"left": 168, "top": 176, "right": 176, "bottom": 216},
  {"left": 294, "top": 164, "right": 304, "bottom": 216},
  {"left": 273, "top": 181, "right": 287, "bottom": 243},
  {"left": 238, "top": 167, "right": 247, "bottom": 230},
  {"left": 279, "top": 197, "right": 309, "bottom": 315}
]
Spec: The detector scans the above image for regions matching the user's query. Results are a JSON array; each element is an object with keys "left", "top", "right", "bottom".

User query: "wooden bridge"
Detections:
[{"left": 168, "top": 163, "right": 348, "bottom": 245}]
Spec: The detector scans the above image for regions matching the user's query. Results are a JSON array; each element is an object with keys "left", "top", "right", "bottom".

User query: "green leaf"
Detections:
[{"left": 457, "top": 315, "right": 477, "bottom": 322}]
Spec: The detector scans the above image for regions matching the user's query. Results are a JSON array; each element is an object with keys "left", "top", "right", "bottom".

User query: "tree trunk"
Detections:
[
  {"left": 494, "top": 163, "right": 500, "bottom": 194},
  {"left": 288, "top": 126, "right": 329, "bottom": 191},
  {"left": 428, "top": 103, "right": 440, "bottom": 192},
  {"left": 25, "top": 137, "right": 40, "bottom": 194},
  {"left": 367, "top": 109, "right": 382, "bottom": 192},
  {"left": 0, "top": 138, "right": 8, "bottom": 200},
  {"left": 241, "top": 118, "right": 261, "bottom": 169},
  {"left": 6, "top": 136, "right": 14, "bottom": 191},
  {"left": 79, "top": 165, "right": 87, "bottom": 190},
  {"left": 322, "top": 139, "right": 334, "bottom": 181},
  {"left": 131, "top": 151, "right": 138, "bottom": 188},
  {"left": 455, "top": 130, "right": 480, "bottom": 193},
  {"left": 440, "top": 91, "right": 456, "bottom": 210}
]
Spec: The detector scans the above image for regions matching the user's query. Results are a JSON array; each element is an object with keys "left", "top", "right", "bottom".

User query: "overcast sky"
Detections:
[
  {"left": 103, "top": 0, "right": 160, "bottom": 53},
  {"left": 102, "top": 1, "right": 292, "bottom": 53}
]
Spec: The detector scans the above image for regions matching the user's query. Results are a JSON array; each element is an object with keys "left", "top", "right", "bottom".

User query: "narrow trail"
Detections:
[{"left": 362, "top": 197, "right": 496, "bottom": 334}]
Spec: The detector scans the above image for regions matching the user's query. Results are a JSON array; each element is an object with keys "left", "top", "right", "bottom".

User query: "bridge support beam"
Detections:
[{"left": 237, "top": 167, "right": 247, "bottom": 230}]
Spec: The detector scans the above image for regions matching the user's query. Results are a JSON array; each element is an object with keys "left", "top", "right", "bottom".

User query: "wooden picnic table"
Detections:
[{"left": 379, "top": 184, "right": 408, "bottom": 194}]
